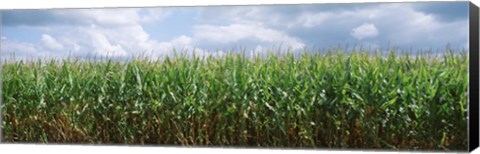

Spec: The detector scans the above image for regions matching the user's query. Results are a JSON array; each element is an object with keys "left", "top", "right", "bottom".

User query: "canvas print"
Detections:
[{"left": 0, "top": 1, "right": 474, "bottom": 151}]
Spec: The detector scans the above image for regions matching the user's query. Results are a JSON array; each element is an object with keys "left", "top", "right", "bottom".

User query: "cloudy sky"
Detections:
[{"left": 0, "top": 2, "right": 469, "bottom": 59}]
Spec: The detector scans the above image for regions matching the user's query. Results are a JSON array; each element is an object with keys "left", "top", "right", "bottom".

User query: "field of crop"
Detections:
[{"left": 0, "top": 49, "right": 469, "bottom": 151}]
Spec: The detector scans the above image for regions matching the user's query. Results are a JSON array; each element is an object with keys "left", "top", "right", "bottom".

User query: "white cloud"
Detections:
[
  {"left": 2, "top": 8, "right": 173, "bottom": 59},
  {"left": 86, "top": 31, "right": 127, "bottom": 57},
  {"left": 198, "top": 7, "right": 265, "bottom": 25},
  {"left": 260, "top": 4, "right": 463, "bottom": 46},
  {"left": 154, "top": 35, "right": 227, "bottom": 59},
  {"left": 140, "top": 8, "right": 172, "bottom": 23},
  {"left": 351, "top": 23, "right": 379, "bottom": 40},
  {"left": 91, "top": 25, "right": 153, "bottom": 52},
  {"left": 4, "top": 26, "right": 216, "bottom": 60},
  {"left": 2, "top": 4, "right": 468, "bottom": 60},
  {"left": 4, "top": 8, "right": 304, "bottom": 60},
  {"left": 1, "top": 36, "right": 6, "bottom": 40},
  {"left": 374, "top": 4, "right": 468, "bottom": 48},
  {"left": 64, "top": 8, "right": 172, "bottom": 26},
  {"left": 69, "top": 9, "right": 141, "bottom": 26},
  {"left": 297, "top": 12, "right": 333, "bottom": 28},
  {"left": 285, "top": 3, "right": 466, "bottom": 49},
  {"left": 170, "top": 35, "right": 193, "bottom": 46},
  {"left": 40, "top": 34, "right": 64, "bottom": 50},
  {"left": 56, "top": 35, "right": 82, "bottom": 53},
  {"left": 156, "top": 35, "right": 193, "bottom": 53},
  {"left": 32, "top": 21, "right": 169, "bottom": 58},
  {"left": 1, "top": 40, "right": 37, "bottom": 59},
  {"left": 193, "top": 24, "right": 305, "bottom": 50}
]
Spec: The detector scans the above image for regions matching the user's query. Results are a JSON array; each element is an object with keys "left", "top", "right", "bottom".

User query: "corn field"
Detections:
[{"left": 0, "top": 49, "right": 469, "bottom": 151}]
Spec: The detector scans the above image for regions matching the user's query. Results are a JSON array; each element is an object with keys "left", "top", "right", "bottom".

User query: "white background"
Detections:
[{"left": 0, "top": 0, "right": 478, "bottom": 154}]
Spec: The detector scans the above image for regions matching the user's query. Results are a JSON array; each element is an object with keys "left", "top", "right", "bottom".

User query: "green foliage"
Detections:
[{"left": 1, "top": 49, "right": 468, "bottom": 151}]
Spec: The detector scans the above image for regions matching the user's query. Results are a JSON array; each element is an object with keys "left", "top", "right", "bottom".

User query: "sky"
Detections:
[{"left": 0, "top": 2, "right": 470, "bottom": 60}]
